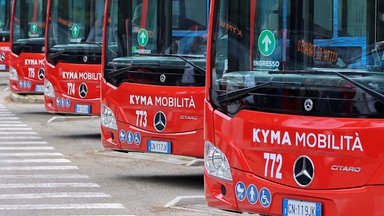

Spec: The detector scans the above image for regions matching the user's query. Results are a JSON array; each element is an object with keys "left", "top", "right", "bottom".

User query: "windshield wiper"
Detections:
[
  {"left": 217, "top": 81, "right": 273, "bottom": 103},
  {"left": 270, "top": 70, "right": 384, "bottom": 104},
  {"left": 138, "top": 53, "right": 206, "bottom": 74},
  {"left": 85, "top": 41, "right": 118, "bottom": 56},
  {"left": 108, "top": 64, "right": 159, "bottom": 78},
  {"left": 48, "top": 49, "right": 66, "bottom": 59}
]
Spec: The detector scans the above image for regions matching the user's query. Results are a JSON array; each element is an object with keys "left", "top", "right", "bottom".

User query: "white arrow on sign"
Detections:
[
  {"left": 140, "top": 32, "right": 147, "bottom": 44},
  {"left": 262, "top": 35, "right": 272, "bottom": 52}
]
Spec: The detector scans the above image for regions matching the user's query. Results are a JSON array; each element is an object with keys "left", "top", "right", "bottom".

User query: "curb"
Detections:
[{"left": 9, "top": 92, "right": 45, "bottom": 104}]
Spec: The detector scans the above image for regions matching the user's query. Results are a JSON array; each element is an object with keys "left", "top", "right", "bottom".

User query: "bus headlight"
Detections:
[
  {"left": 44, "top": 79, "right": 55, "bottom": 98},
  {"left": 101, "top": 104, "right": 117, "bottom": 130},
  {"left": 9, "top": 66, "right": 19, "bottom": 81},
  {"left": 205, "top": 141, "right": 233, "bottom": 181}
]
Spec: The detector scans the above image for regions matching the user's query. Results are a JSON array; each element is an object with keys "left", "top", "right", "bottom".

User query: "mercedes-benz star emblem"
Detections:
[
  {"left": 83, "top": 56, "right": 88, "bottom": 63},
  {"left": 38, "top": 68, "right": 45, "bottom": 80},
  {"left": 160, "top": 74, "right": 166, "bottom": 83},
  {"left": 304, "top": 99, "right": 313, "bottom": 112},
  {"left": 153, "top": 111, "right": 166, "bottom": 132},
  {"left": 79, "top": 83, "right": 88, "bottom": 98},
  {"left": 293, "top": 156, "right": 315, "bottom": 187}
]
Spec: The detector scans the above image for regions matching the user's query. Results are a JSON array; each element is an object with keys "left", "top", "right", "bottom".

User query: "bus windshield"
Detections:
[
  {"left": 104, "top": 0, "right": 208, "bottom": 87},
  {"left": 0, "top": 0, "right": 11, "bottom": 37},
  {"left": 47, "top": 0, "right": 105, "bottom": 65},
  {"left": 12, "top": 0, "right": 47, "bottom": 54},
  {"left": 212, "top": 0, "right": 384, "bottom": 118}
]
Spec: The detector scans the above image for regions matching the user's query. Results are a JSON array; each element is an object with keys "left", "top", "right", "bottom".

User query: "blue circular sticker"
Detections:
[
  {"left": 119, "top": 130, "right": 126, "bottom": 143},
  {"left": 133, "top": 132, "right": 141, "bottom": 145},
  {"left": 235, "top": 182, "right": 246, "bottom": 201},
  {"left": 126, "top": 131, "right": 134, "bottom": 144},
  {"left": 247, "top": 184, "right": 258, "bottom": 205},
  {"left": 56, "top": 98, "right": 61, "bottom": 107},
  {"left": 259, "top": 187, "right": 271, "bottom": 208}
]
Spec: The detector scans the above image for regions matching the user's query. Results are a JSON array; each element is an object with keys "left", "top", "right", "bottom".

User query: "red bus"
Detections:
[
  {"left": 205, "top": 0, "right": 384, "bottom": 215},
  {"left": 9, "top": 0, "right": 47, "bottom": 94},
  {"left": 44, "top": 0, "right": 105, "bottom": 115},
  {"left": 101, "top": 0, "right": 208, "bottom": 157},
  {"left": 0, "top": 0, "right": 12, "bottom": 71}
]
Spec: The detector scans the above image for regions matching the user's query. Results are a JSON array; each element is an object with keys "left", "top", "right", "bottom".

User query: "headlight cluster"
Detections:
[
  {"left": 9, "top": 66, "right": 19, "bottom": 81},
  {"left": 44, "top": 79, "right": 55, "bottom": 98},
  {"left": 205, "top": 140, "right": 233, "bottom": 181},
  {"left": 101, "top": 104, "right": 117, "bottom": 130}
]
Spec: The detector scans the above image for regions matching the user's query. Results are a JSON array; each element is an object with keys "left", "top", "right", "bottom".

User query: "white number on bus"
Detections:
[
  {"left": 28, "top": 68, "right": 35, "bottom": 78},
  {"left": 263, "top": 152, "right": 282, "bottom": 179},
  {"left": 135, "top": 110, "right": 147, "bottom": 127}
]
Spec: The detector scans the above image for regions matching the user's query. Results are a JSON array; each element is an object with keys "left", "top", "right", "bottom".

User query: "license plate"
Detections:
[
  {"left": 0, "top": 64, "right": 6, "bottom": 71},
  {"left": 35, "top": 85, "right": 45, "bottom": 93},
  {"left": 75, "top": 104, "right": 91, "bottom": 114},
  {"left": 147, "top": 140, "right": 171, "bottom": 154},
  {"left": 283, "top": 199, "right": 322, "bottom": 216}
]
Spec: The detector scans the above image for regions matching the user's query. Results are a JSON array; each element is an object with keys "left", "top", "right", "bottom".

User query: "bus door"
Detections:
[
  {"left": 101, "top": 0, "right": 208, "bottom": 157},
  {"left": 0, "top": 0, "right": 12, "bottom": 71},
  {"left": 9, "top": 0, "right": 47, "bottom": 94},
  {"left": 44, "top": 0, "right": 105, "bottom": 115}
]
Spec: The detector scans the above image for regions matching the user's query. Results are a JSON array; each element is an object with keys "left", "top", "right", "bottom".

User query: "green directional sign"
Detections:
[
  {"left": 30, "top": 22, "right": 38, "bottom": 34},
  {"left": 258, "top": 30, "right": 276, "bottom": 57},
  {"left": 71, "top": 24, "right": 80, "bottom": 38},
  {"left": 137, "top": 28, "right": 149, "bottom": 47}
]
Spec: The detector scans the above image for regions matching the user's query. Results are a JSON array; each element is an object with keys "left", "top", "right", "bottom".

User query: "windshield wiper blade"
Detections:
[
  {"left": 138, "top": 53, "right": 206, "bottom": 74},
  {"left": 48, "top": 49, "right": 66, "bottom": 59},
  {"left": 217, "top": 81, "right": 273, "bottom": 103},
  {"left": 108, "top": 64, "right": 158, "bottom": 78},
  {"left": 270, "top": 70, "right": 384, "bottom": 104},
  {"left": 84, "top": 42, "right": 117, "bottom": 56},
  {"left": 335, "top": 72, "right": 384, "bottom": 104}
]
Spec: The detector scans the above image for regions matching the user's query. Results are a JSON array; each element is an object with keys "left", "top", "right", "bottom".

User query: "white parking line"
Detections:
[
  {"left": 0, "top": 136, "right": 42, "bottom": 140},
  {"left": 0, "top": 203, "right": 125, "bottom": 210},
  {"left": 0, "top": 114, "right": 16, "bottom": 117},
  {"left": 0, "top": 121, "right": 24, "bottom": 124},
  {"left": 0, "top": 159, "right": 71, "bottom": 163},
  {"left": 0, "top": 166, "right": 79, "bottom": 171},
  {"left": 0, "top": 128, "right": 33, "bottom": 131},
  {"left": 0, "top": 183, "right": 100, "bottom": 188},
  {"left": 0, "top": 192, "right": 112, "bottom": 199},
  {"left": 0, "top": 124, "right": 28, "bottom": 127},
  {"left": 0, "top": 141, "right": 48, "bottom": 145},
  {"left": 0, "top": 132, "right": 37, "bottom": 135},
  {"left": 0, "top": 174, "right": 89, "bottom": 179},
  {"left": 0, "top": 152, "right": 63, "bottom": 157},
  {"left": 0, "top": 117, "right": 19, "bottom": 120},
  {"left": 0, "top": 146, "right": 54, "bottom": 150}
]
